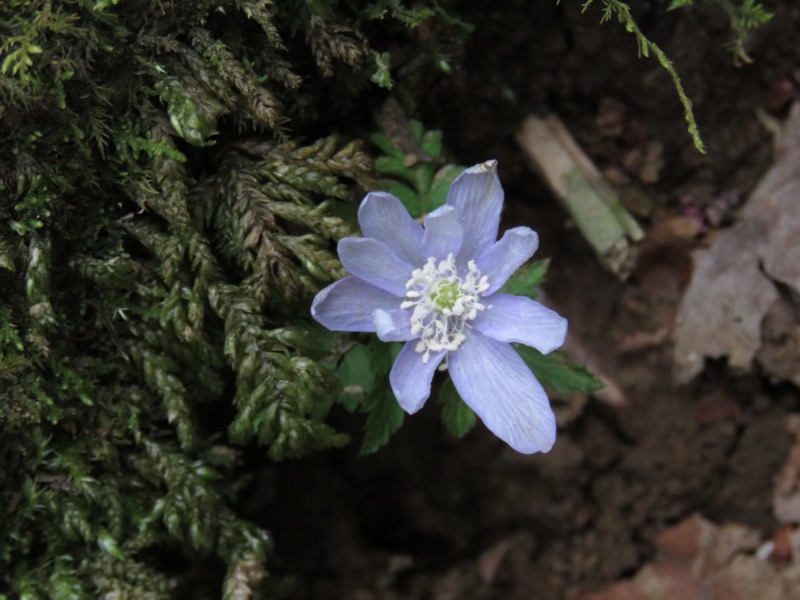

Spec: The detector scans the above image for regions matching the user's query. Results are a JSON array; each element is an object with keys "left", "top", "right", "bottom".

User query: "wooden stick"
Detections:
[{"left": 517, "top": 114, "right": 643, "bottom": 279}]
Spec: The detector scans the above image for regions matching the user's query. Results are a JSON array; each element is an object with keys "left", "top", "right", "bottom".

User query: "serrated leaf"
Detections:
[
  {"left": 337, "top": 339, "right": 398, "bottom": 413},
  {"left": 409, "top": 120, "right": 424, "bottom": 141},
  {"left": 427, "top": 164, "right": 463, "bottom": 211},
  {"left": 369, "top": 132, "right": 405, "bottom": 159},
  {"left": 516, "top": 345, "right": 602, "bottom": 394},
  {"left": 421, "top": 130, "right": 443, "bottom": 158},
  {"left": 375, "top": 155, "right": 417, "bottom": 186},
  {"left": 414, "top": 163, "right": 435, "bottom": 199},
  {"left": 337, "top": 343, "right": 377, "bottom": 412},
  {"left": 360, "top": 389, "right": 405, "bottom": 455},
  {"left": 382, "top": 180, "right": 421, "bottom": 217},
  {"left": 498, "top": 259, "right": 549, "bottom": 298},
  {"left": 438, "top": 379, "right": 476, "bottom": 439},
  {"left": 371, "top": 51, "right": 393, "bottom": 89}
]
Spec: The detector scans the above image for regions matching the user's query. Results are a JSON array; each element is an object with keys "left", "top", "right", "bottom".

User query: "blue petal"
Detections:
[
  {"left": 373, "top": 308, "right": 415, "bottom": 342},
  {"left": 447, "top": 160, "right": 503, "bottom": 263},
  {"left": 473, "top": 294, "right": 567, "bottom": 353},
  {"left": 311, "top": 277, "right": 400, "bottom": 332},
  {"left": 338, "top": 237, "right": 414, "bottom": 296},
  {"left": 358, "top": 192, "right": 425, "bottom": 265},
  {"left": 390, "top": 342, "right": 446, "bottom": 414},
  {"left": 448, "top": 331, "right": 556, "bottom": 454},
  {"left": 475, "top": 227, "right": 539, "bottom": 294},
  {"left": 422, "top": 205, "right": 463, "bottom": 260}
]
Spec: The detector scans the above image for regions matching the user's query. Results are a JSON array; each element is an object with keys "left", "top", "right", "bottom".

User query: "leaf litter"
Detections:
[{"left": 674, "top": 102, "right": 800, "bottom": 385}]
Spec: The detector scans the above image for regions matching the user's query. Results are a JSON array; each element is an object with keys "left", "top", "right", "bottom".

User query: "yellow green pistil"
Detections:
[
  {"left": 400, "top": 253, "right": 490, "bottom": 363},
  {"left": 432, "top": 281, "right": 461, "bottom": 313}
]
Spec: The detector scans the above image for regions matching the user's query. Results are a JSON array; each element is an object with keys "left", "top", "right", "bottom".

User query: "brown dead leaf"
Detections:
[
  {"left": 768, "top": 526, "right": 796, "bottom": 562},
  {"left": 620, "top": 328, "right": 670, "bottom": 354},
  {"left": 655, "top": 514, "right": 716, "bottom": 563},
  {"left": 563, "top": 332, "right": 628, "bottom": 408},
  {"left": 655, "top": 514, "right": 759, "bottom": 577},
  {"left": 572, "top": 581, "right": 650, "bottom": 600},
  {"left": 634, "top": 562, "right": 706, "bottom": 600},
  {"left": 757, "top": 298, "right": 800, "bottom": 387},
  {"left": 477, "top": 538, "right": 513, "bottom": 584},
  {"left": 575, "top": 516, "right": 778, "bottom": 600},
  {"left": 692, "top": 386, "right": 740, "bottom": 424},
  {"left": 476, "top": 532, "right": 535, "bottom": 584},
  {"left": 706, "top": 554, "right": 800, "bottom": 600},
  {"left": 673, "top": 102, "right": 800, "bottom": 383},
  {"left": 773, "top": 416, "right": 800, "bottom": 524},
  {"left": 572, "top": 562, "right": 706, "bottom": 600},
  {"left": 695, "top": 522, "right": 762, "bottom": 577}
]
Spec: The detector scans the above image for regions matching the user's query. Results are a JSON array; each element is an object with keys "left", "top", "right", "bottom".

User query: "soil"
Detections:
[{"left": 256, "top": 2, "right": 800, "bottom": 598}]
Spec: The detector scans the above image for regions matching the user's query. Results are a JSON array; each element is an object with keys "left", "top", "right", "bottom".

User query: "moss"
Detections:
[{"left": 0, "top": 0, "right": 465, "bottom": 595}]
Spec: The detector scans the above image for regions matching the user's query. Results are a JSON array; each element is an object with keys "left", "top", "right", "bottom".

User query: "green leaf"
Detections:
[
  {"left": 438, "top": 379, "right": 476, "bottom": 439},
  {"left": 375, "top": 155, "right": 417, "bottom": 186},
  {"left": 371, "top": 108, "right": 464, "bottom": 219},
  {"left": 497, "top": 259, "right": 549, "bottom": 298},
  {"left": 409, "top": 120, "right": 424, "bottom": 141},
  {"left": 337, "top": 342, "right": 378, "bottom": 412},
  {"left": 414, "top": 163, "right": 436, "bottom": 200},
  {"left": 420, "top": 130, "right": 443, "bottom": 158},
  {"left": 515, "top": 345, "right": 602, "bottom": 394},
  {"left": 335, "top": 340, "right": 404, "bottom": 454},
  {"left": 428, "top": 164, "right": 463, "bottom": 211},
  {"left": 371, "top": 51, "right": 393, "bottom": 89},
  {"left": 382, "top": 180, "right": 421, "bottom": 217},
  {"left": 336, "top": 339, "right": 398, "bottom": 412},
  {"left": 360, "top": 389, "right": 405, "bottom": 455},
  {"left": 368, "top": 132, "right": 405, "bottom": 159}
]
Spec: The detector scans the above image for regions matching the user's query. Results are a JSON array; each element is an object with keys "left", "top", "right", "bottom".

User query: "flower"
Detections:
[{"left": 311, "top": 160, "right": 567, "bottom": 454}]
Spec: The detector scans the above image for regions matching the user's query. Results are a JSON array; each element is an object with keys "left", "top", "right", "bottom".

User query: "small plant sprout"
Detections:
[{"left": 312, "top": 161, "right": 568, "bottom": 454}]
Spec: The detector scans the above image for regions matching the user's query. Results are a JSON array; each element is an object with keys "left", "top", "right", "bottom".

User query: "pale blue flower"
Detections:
[{"left": 311, "top": 160, "right": 567, "bottom": 453}]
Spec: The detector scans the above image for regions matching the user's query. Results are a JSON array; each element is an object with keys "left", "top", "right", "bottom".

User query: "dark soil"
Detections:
[{"left": 258, "top": 2, "right": 800, "bottom": 598}]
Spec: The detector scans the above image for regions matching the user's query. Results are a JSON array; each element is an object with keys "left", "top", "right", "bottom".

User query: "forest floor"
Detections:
[{"left": 254, "top": 2, "right": 800, "bottom": 598}]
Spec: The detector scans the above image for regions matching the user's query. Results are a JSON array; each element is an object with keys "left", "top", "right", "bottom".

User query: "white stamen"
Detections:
[{"left": 401, "top": 253, "right": 490, "bottom": 363}]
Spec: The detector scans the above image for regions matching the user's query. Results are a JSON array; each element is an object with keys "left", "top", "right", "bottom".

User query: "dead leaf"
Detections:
[
  {"left": 563, "top": 331, "right": 628, "bottom": 408},
  {"left": 773, "top": 416, "right": 800, "bottom": 524},
  {"left": 692, "top": 386, "right": 740, "bottom": 424},
  {"left": 575, "top": 516, "right": 774, "bottom": 600},
  {"left": 655, "top": 514, "right": 760, "bottom": 576},
  {"left": 572, "top": 581, "right": 650, "bottom": 600},
  {"left": 477, "top": 538, "right": 513, "bottom": 583},
  {"left": 673, "top": 102, "right": 800, "bottom": 383},
  {"left": 620, "top": 328, "right": 669, "bottom": 354},
  {"left": 634, "top": 562, "right": 706, "bottom": 600},
  {"left": 476, "top": 532, "right": 535, "bottom": 584},
  {"left": 757, "top": 298, "right": 800, "bottom": 387},
  {"left": 655, "top": 514, "right": 716, "bottom": 563},
  {"left": 706, "top": 554, "right": 800, "bottom": 600}
]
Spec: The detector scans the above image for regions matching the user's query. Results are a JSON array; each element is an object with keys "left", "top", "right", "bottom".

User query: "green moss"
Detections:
[{"left": 0, "top": 0, "right": 467, "bottom": 595}]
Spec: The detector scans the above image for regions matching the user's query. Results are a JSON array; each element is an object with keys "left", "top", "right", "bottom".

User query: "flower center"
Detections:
[
  {"left": 432, "top": 281, "right": 460, "bottom": 312},
  {"left": 400, "top": 253, "right": 490, "bottom": 363}
]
